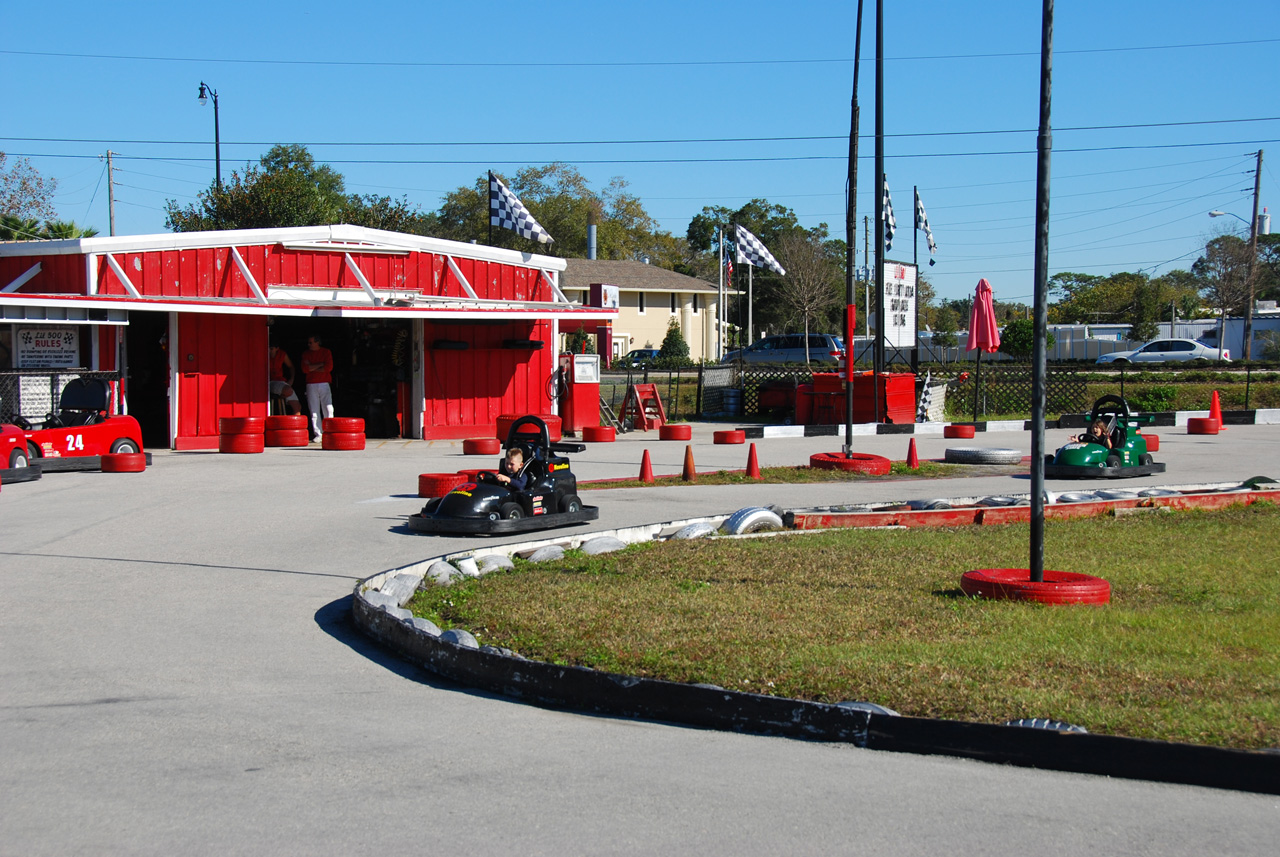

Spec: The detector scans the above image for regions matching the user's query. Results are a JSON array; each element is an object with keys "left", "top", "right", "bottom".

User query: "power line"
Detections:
[
  {"left": 4, "top": 38, "right": 1277, "bottom": 68},
  {"left": 4, "top": 116, "right": 1276, "bottom": 149}
]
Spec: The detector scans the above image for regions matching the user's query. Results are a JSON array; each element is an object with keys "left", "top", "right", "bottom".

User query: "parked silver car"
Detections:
[
  {"left": 721, "top": 333, "right": 845, "bottom": 364},
  {"left": 1096, "top": 338, "right": 1230, "bottom": 364}
]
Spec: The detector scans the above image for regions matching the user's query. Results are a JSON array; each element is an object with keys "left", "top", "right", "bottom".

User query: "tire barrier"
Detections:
[
  {"left": 719, "top": 506, "right": 784, "bottom": 534},
  {"left": 264, "top": 428, "right": 310, "bottom": 448},
  {"left": 496, "top": 414, "right": 562, "bottom": 443},
  {"left": 456, "top": 468, "right": 486, "bottom": 483},
  {"left": 418, "top": 472, "right": 466, "bottom": 498},
  {"left": 462, "top": 437, "right": 501, "bottom": 456},
  {"left": 944, "top": 447, "right": 1024, "bottom": 465},
  {"left": 218, "top": 416, "right": 265, "bottom": 434},
  {"left": 321, "top": 432, "right": 366, "bottom": 451},
  {"left": 266, "top": 414, "right": 308, "bottom": 431},
  {"left": 809, "top": 451, "right": 892, "bottom": 475},
  {"left": 658, "top": 424, "right": 692, "bottom": 441},
  {"left": 943, "top": 424, "right": 976, "bottom": 439},
  {"left": 1187, "top": 417, "right": 1220, "bottom": 435},
  {"left": 713, "top": 429, "right": 746, "bottom": 444},
  {"left": 101, "top": 452, "right": 147, "bottom": 473},
  {"left": 218, "top": 432, "right": 265, "bottom": 454},
  {"left": 582, "top": 425, "right": 616, "bottom": 443},
  {"left": 323, "top": 417, "right": 365, "bottom": 434},
  {"left": 1140, "top": 433, "right": 1160, "bottom": 452},
  {"left": 960, "top": 568, "right": 1111, "bottom": 604}
]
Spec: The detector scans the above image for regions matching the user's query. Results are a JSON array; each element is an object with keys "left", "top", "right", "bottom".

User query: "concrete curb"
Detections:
[{"left": 351, "top": 487, "right": 1280, "bottom": 796}]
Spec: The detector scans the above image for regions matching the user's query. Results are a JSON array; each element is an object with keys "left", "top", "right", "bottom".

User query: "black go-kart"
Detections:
[
  {"left": 1045, "top": 394, "right": 1166, "bottom": 479},
  {"left": 408, "top": 415, "right": 599, "bottom": 535}
]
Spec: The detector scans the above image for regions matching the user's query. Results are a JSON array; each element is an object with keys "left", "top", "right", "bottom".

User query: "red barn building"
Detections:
[{"left": 0, "top": 225, "right": 613, "bottom": 448}]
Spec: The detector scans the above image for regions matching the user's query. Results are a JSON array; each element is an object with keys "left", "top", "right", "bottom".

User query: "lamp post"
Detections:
[{"left": 197, "top": 82, "right": 221, "bottom": 192}]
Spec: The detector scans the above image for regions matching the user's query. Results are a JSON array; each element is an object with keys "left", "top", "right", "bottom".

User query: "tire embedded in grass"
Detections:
[
  {"left": 960, "top": 568, "right": 1111, "bottom": 604},
  {"left": 809, "top": 451, "right": 891, "bottom": 475}
]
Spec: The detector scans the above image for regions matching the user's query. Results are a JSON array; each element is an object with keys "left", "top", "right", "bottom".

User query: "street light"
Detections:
[
  {"left": 197, "top": 82, "right": 221, "bottom": 192},
  {"left": 1210, "top": 203, "right": 1261, "bottom": 360},
  {"left": 1208, "top": 210, "right": 1248, "bottom": 226}
]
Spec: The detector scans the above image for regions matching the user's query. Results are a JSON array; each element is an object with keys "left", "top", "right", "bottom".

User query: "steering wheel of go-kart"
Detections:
[{"left": 476, "top": 470, "right": 501, "bottom": 486}]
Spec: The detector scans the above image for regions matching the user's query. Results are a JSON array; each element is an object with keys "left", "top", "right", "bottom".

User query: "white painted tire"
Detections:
[
  {"left": 944, "top": 447, "right": 1024, "bottom": 465},
  {"left": 719, "top": 506, "right": 784, "bottom": 535},
  {"left": 671, "top": 522, "right": 717, "bottom": 540}
]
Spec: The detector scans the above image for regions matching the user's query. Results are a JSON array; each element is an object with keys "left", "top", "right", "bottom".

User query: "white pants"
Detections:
[{"left": 306, "top": 382, "right": 334, "bottom": 437}]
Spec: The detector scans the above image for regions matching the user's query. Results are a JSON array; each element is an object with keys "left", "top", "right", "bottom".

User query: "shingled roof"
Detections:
[{"left": 561, "top": 259, "right": 726, "bottom": 293}]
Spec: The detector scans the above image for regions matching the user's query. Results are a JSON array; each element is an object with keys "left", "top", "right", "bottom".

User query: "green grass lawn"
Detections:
[{"left": 409, "top": 503, "right": 1280, "bottom": 750}]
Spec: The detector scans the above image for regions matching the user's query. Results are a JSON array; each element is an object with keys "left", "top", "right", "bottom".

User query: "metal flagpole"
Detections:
[
  {"left": 912, "top": 185, "right": 920, "bottom": 376},
  {"left": 717, "top": 227, "right": 724, "bottom": 360},
  {"left": 873, "top": 0, "right": 885, "bottom": 423},
  {"left": 748, "top": 266, "right": 753, "bottom": 346},
  {"left": 844, "top": 0, "right": 865, "bottom": 457},
  {"left": 1030, "top": 0, "right": 1055, "bottom": 584}
]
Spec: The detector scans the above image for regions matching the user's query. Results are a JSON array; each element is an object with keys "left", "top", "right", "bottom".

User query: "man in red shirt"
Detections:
[
  {"left": 300, "top": 334, "right": 334, "bottom": 439},
  {"left": 268, "top": 344, "right": 302, "bottom": 415}
]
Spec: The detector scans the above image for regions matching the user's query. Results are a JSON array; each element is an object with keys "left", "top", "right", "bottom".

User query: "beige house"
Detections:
[{"left": 560, "top": 259, "right": 737, "bottom": 363}]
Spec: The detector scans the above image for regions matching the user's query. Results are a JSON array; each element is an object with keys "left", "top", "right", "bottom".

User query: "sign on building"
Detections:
[
  {"left": 882, "top": 262, "right": 917, "bottom": 349},
  {"left": 16, "top": 327, "right": 80, "bottom": 369}
]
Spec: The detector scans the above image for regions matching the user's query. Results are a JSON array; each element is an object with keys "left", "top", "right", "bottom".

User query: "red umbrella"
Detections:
[{"left": 967, "top": 278, "right": 1001, "bottom": 420}]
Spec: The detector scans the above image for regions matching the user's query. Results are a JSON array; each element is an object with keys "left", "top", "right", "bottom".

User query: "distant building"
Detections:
[{"left": 560, "top": 259, "right": 737, "bottom": 363}]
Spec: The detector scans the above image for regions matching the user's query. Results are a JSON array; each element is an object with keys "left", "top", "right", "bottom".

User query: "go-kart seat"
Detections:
[{"left": 54, "top": 378, "right": 110, "bottom": 427}]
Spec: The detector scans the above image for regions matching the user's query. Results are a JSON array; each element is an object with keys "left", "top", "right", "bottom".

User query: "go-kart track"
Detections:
[{"left": 2, "top": 422, "right": 1278, "bottom": 855}]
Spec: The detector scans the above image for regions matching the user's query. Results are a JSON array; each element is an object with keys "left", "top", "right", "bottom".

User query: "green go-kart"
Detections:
[{"left": 1045, "top": 394, "right": 1166, "bottom": 479}]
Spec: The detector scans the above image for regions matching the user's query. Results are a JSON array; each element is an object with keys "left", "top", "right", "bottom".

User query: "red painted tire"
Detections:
[
  {"left": 266, "top": 414, "right": 308, "bottom": 431},
  {"left": 323, "top": 417, "right": 365, "bottom": 434},
  {"left": 659, "top": 424, "right": 692, "bottom": 441},
  {"left": 321, "top": 432, "right": 365, "bottom": 451},
  {"left": 456, "top": 468, "right": 486, "bottom": 482},
  {"left": 1140, "top": 433, "right": 1160, "bottom": 452},
  {"left": 495, "top": 414, "right": 562, "bottom": 443},
  {"left": 463, "top": 437, "right": 502, "bottom": 455},
  {"left": 809, "top": 452, "right": 892, "bottom": 475},
  {"left": 582, "top": 425, "right": 616, "bottom": 443},
  {"left": 219, "top": 432, "right": 265, "bottom": 454},
  {"left": 960, "top": 568, "right": 1111, "bottom": 605},
  {"left": 265, "top": 428, "right": 310, "bottom": 447},
  {"left": 101, "top": 452, "right": 147, "bottom": 473},
  {"left": 713, "top": 429, "right": 746, "bottom": 445},
  {"left": 219, "top": 417, "right": 265, "bottom": 434},
  {"left": 944, "top": 424, "right": 976, "bottom": 439},
  {"left": 1187, "top": 417, "right": 1219, "bottom": 435},
  {"left": 419, "top": 472, "right": 466, "bottom": 498}
]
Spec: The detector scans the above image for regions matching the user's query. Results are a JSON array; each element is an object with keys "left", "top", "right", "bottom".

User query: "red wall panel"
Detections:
[{"left": 174, "top": 313, "right": 268, "bottom": 449}]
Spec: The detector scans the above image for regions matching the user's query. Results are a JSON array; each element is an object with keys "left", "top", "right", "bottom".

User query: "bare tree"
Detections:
[
  {"left": 774, "top": 232, "right": 842, "bottom": 363},
  {"left": 0, "top": 153, "right": 57, "bottom": 221}
]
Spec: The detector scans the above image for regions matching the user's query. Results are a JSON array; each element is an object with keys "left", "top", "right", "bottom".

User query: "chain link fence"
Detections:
[{"left": 0, "top": 370, "right": 121, "bottom": 423}]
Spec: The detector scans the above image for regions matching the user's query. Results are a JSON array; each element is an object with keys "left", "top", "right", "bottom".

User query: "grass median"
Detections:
[{"left": 409, "top": 502, "right": 1280, "bottom": 750}]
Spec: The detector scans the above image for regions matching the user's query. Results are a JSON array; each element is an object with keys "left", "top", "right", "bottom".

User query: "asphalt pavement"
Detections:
[{"left": 2, "top": 422, "right": 1278, "bottom": 855}]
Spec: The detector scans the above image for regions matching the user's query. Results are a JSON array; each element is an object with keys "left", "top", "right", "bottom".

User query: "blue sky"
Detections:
[{"left": 3, "top": 1, "right": 1277, "bottom": 303}]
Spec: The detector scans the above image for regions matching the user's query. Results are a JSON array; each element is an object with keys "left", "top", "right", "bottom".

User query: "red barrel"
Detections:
[
  {"left": 582, "top": 425, "right": 616, "bottom": 443},
  {"left": 463, "top": 437, "right": 502, "bottom": 455},
  {"left": 713, "top": 429, "right": 746, "bottom": 444},
  {"left": 944, "top": 424, "right": 976, "bottom": 439},
  {"left": 659, "top": 424, "right": 692, "bottom": 441}
]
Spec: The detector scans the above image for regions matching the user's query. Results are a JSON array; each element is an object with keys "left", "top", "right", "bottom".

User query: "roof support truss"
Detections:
[
  {"left": 103, "top": 254, "right": 143, "bottom": 298},
  {"left": 2, "top": 262, "right": 41, "bottom": 293},
  {"left": 230, "top": 247, "right": 270, "bottom": 305}
]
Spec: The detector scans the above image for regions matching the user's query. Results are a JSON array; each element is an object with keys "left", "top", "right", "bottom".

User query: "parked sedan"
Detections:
[
  {"left": 619, "top": 348, "right": 661, "bottom": 368},
  {"left": 721, "top": 333, "right": 845, "bottom": 364},
  {"left": 1096, "top": 338, "right": 1229, "bottom": 364}
]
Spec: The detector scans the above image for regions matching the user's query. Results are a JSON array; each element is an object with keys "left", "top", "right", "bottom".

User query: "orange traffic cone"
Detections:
[
  {"left": 746, "top": 442, "right": 762, "bottom": 479},
  {"left": 1209, "top": 390, "right": 1226, "bottom": 430},
  {"left": 639, "top": 449, "right": 655, "bottom": 484},
  {"left": 907, "top": 437, "right": 920, "bottom": 469},
  {"left": 682, "top": 445, "right": 697, "bottom": 482}
]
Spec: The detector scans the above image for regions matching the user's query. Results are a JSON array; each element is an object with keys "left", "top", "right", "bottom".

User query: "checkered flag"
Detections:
[
  {"left": 883, "top": 175, "right": 897, "bottom": 251},
  {"left": 917, "top": 370, "right": 933, "bottom": 422},
  {"left": 915, "top": 189, "right": 937, "bottom": 265},
  {"left": 734, "top": 224, "right": 786, "bottom": 276},
  {"left": 489, "top": 172, "right": 554, "bottom": 244}
]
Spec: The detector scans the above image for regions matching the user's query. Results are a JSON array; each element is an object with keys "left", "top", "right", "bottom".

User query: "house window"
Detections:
[
  {"left": 670, "top": 292, "right": 679, "bottom": 314},
  {"left": 693, "top": 294, "right": 700, "bottom": 314},
  {"left": 638, "top": 292, "right": 646, "bottom": 314}
]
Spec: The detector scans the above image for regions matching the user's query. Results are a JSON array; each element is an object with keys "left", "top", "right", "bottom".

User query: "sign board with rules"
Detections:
[
  {"left": 881, "top": 261, "right": 917, "bottom": 349},
  {"left": 16, "top": 327, "right": 80, "bottom": 369}
]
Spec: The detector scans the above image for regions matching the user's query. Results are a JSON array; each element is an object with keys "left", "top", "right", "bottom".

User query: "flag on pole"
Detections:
[
  {"left": 915, "top": 189, "right": 937, "bottom": 265},
  {"left": 489, "top": 171, "right": 554, "bottom": 244},
  {"left": 734, "top": 224, "right": 786, "bottom": 275},
  {"left": 725, "top": 252, "right": 734, "bottom": 284},
  {"left": 917, "top": 370, "right": 933, "bottom": 422},
  {"left": 882, "top": 175, "right": 897, "bottom": 252}
]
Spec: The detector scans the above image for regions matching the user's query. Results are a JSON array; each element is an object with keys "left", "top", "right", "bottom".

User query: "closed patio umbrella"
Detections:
[{"left": 967, "top": 278, "right": 1001, "bottom": 421}]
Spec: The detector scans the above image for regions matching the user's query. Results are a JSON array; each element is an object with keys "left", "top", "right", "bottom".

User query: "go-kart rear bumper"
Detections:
[
  {"left": 407, "top": 506, "right": 599, "bottom": 535},
  {"left": 1045, "top": 462, "right": 1166, "bottom": 479}
]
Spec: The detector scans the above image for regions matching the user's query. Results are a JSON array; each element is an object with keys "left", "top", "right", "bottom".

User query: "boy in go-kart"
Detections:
[{"left": 494, "top": 446, "right": 529, "bottom": 491}]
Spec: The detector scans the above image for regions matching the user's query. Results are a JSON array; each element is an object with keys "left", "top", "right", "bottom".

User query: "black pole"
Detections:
[
  {"left": 1029, "top": 0, "right": 1054, "bottom": 584},
  {"left": 912, "top": 185, "right": 919, "bottom": 376},
  {"left": 973, "top": 349, "right": 981, "bottom": 422},
  {"left": 844, "top": 0, "right": 865, "bottom": 456},
  {"left": 212, "top": 92, "right": 221, "bottom": 192},
  {"left": 488, "top": 172, "right": 494, "bottom": 246},
  {"left": 873, "top": 0, "right": 885, "bottom": 423}
]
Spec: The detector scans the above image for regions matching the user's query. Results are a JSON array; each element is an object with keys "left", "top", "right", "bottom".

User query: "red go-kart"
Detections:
[{"left": 14, "top": 378, "right": 144, "bottom": 461}]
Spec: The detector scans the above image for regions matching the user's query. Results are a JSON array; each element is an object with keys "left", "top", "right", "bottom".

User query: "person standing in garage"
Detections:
[{"left": 300, "top": 334, "right": 334, "bottom": 440}]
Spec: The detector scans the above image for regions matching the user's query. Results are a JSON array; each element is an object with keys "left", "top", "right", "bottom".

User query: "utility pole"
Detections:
[
  {"left": 1244, "top": 149, "right": 1263, "bottom": 360},
  {"left": 106, "top": 150, "right": 116, "bottom": 237},
  {"left": 863, "top": 215, "right": 870, "bottom": 337}
]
